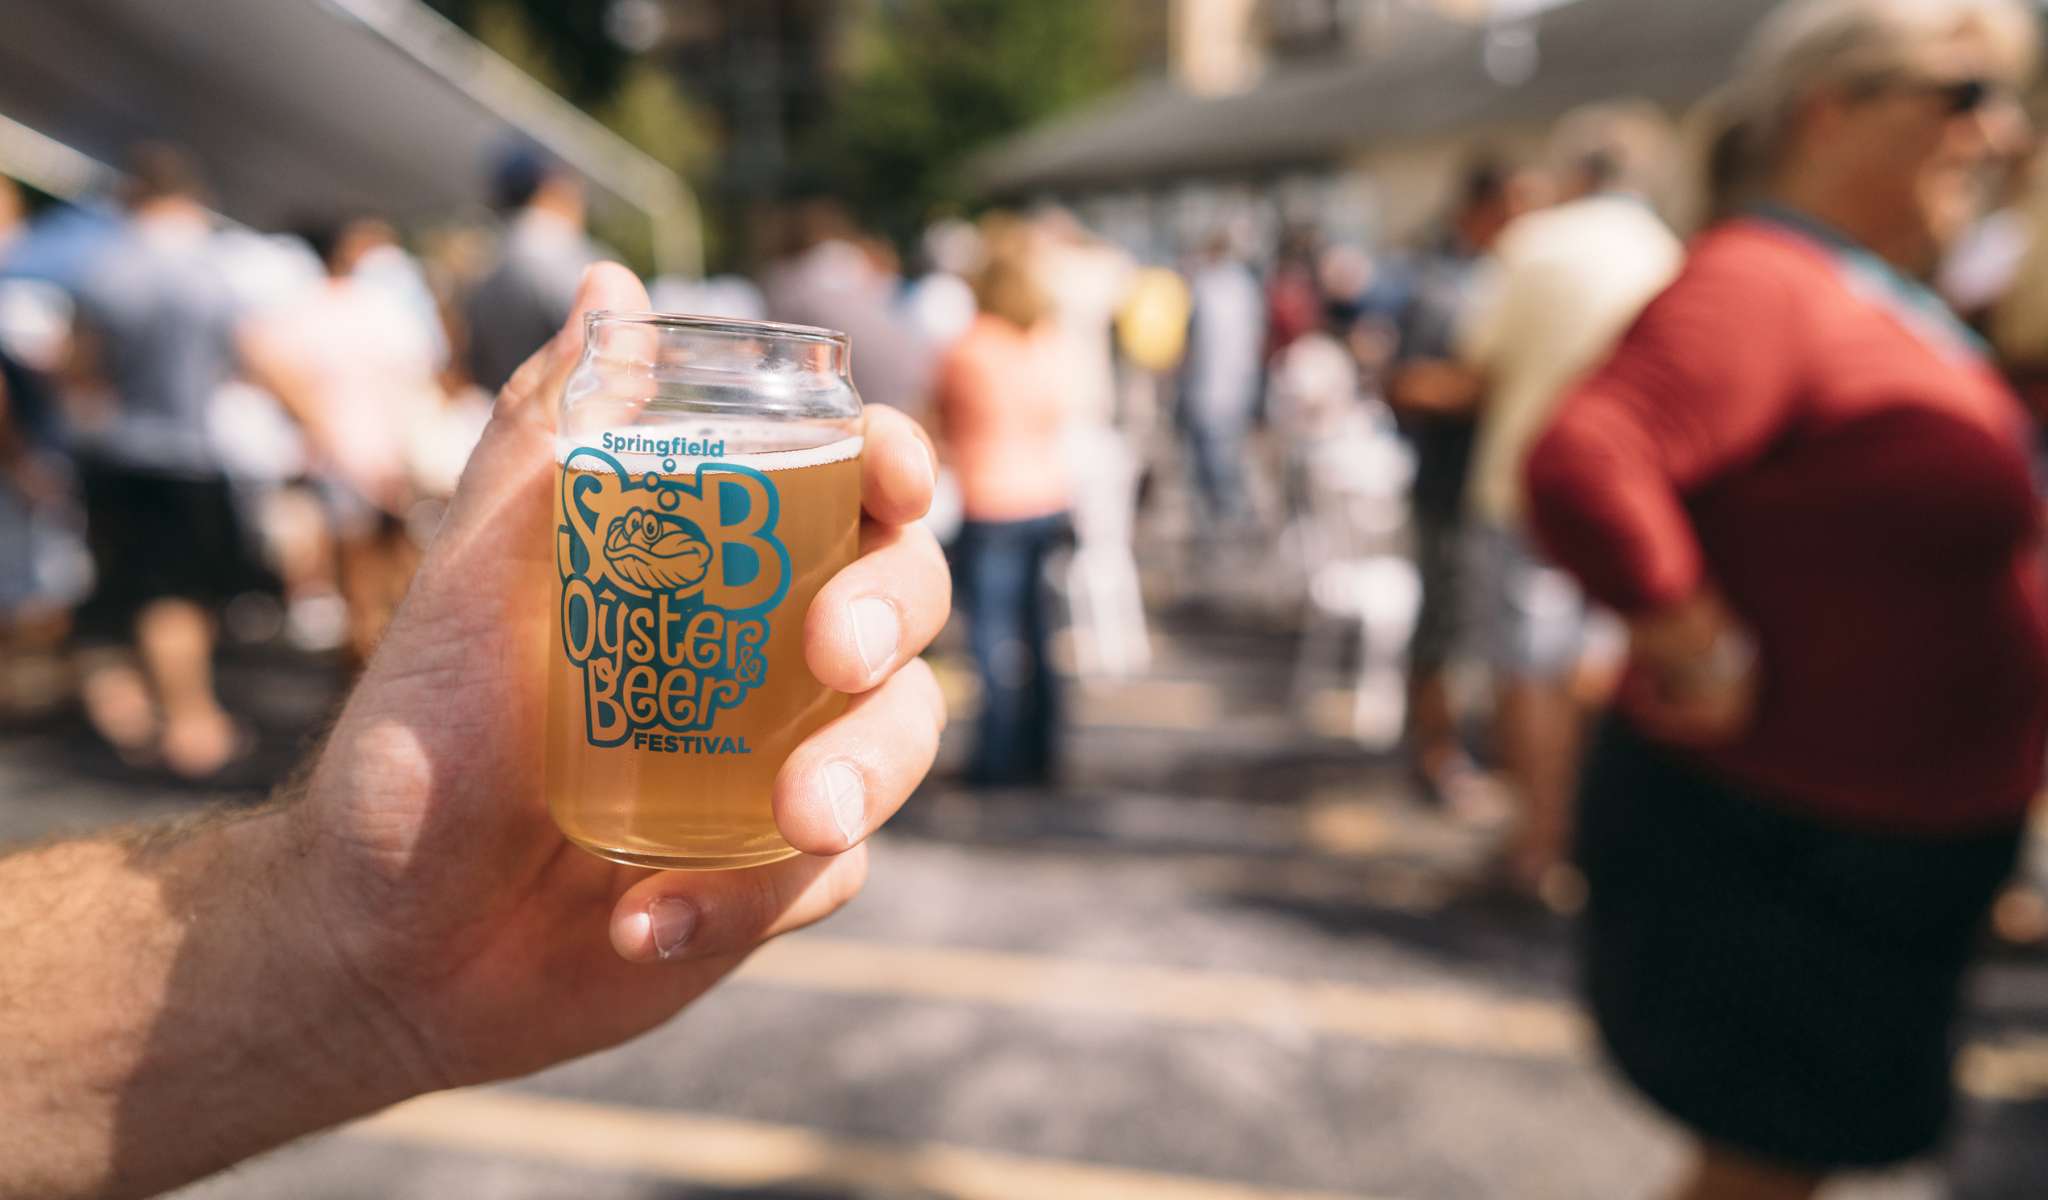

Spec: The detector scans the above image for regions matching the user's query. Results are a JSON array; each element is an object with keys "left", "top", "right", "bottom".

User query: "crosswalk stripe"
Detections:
[{"left": 347, "top": 1089, "right": 1383, "bottom": 1200}]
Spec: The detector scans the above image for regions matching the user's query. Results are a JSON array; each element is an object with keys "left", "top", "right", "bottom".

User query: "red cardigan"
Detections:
[{"left": 1526, "top": 218, "right": 2048, "bottom": 834}]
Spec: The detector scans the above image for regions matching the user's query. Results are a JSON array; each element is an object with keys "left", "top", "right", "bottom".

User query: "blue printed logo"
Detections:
[{"left": 557, "top": 447, "right": 789, "bottom": 751}]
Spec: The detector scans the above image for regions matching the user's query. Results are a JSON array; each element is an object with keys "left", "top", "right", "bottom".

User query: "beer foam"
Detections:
[{"left": 557, "top": 433, "right": 863, "bottom": 474}]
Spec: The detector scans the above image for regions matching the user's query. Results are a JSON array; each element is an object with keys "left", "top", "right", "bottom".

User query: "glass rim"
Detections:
[{"left": 584, "top": 310, "right": 850, "bottom": 348}]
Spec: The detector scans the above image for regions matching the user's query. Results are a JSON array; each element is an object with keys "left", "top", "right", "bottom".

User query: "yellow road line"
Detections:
[
  {"left": 1958, "top": 1035, "right": 2048, "bottom": 1101},
  {"left": 347, "top": 1089, "right": 1380, "bottom": 1200},
  {"left": 740, "top": 936, "right": 1588, "bottom": 1060},
  {"left": 933, "top": 652, "right": 1234, "bottom": 732},
  {"left": 740, "top": 936, "right": 2048, "bottom": 1101},
  {"left": 1072, "top": 678, "right": 1228, "bottom": 730},
  {"left": 341, "top": 947, "right": 2048, "bottom": 1196}
]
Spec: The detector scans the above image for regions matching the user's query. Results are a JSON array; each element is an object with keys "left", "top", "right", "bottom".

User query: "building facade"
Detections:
[{"left": 979, "top": 0, "right": 1775, "bottom": 260}]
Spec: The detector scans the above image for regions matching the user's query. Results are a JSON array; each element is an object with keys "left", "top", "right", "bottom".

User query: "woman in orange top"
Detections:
[{"left": 937, "top": 232, "right": 1073, "bottom": 785}]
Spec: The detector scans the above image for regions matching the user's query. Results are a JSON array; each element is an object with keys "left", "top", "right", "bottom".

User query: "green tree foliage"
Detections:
[
  {"left": 438, "top": 0, "right": 712, "bottom": 180},
  {"left": 805, "top": 0, "right": 1122, "bottom": 238},
  {"left": 430, "top": 0, "right": 715, "bottom": 272},
  {"left": 426, "top": 0, "right": 1128, "bottom": 264},
  {"left": 426, "top": 0, "right": 631, "bottom": 105},
  {"left": 592, "top": 63, "right": 719, "bottom": 271}
]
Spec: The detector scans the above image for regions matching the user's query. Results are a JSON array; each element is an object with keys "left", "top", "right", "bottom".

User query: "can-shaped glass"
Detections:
[{"left": 548, "top": 312, "right": 862, "bottom": 869}]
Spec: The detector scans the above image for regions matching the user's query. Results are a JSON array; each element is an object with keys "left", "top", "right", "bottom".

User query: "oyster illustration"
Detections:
[{"left": 604, "top": 506, "right": 711, "bottom": 592}]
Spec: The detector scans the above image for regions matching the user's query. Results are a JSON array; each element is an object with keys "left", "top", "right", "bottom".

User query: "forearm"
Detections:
[
  {"left": 0, "top": 809, "right": 417, "bottom": 1199},
  {"left": 1388, "top": 359, "right": 1482, "bottom": 415},
  {"left": 1522, "top": 393, "right": 1707, "bottom": 613},
  {"left": 237, "top": 326, "right": 328, "bottom": 441}
]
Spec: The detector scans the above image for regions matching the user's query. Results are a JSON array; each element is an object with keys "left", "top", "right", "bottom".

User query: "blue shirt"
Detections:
[{"left": 71, "top": 219, "right": 242, "bottom": 476}]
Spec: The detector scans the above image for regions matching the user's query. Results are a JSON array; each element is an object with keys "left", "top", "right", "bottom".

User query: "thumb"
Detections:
[
  {"left": 494, "top": 262, "right": 653, "bottom": 426},
  {"left": 419, "top": 263, "right": 650, "bottom": 576}
]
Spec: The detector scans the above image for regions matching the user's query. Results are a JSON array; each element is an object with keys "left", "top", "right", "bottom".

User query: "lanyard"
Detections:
[{"left": 1746, "top": 202, "right": 1991, "bottom": 366}]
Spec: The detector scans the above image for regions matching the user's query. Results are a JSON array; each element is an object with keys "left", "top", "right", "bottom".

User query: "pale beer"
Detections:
[{"left": 546, "top": 314, "right": 862, "bottom": 868}]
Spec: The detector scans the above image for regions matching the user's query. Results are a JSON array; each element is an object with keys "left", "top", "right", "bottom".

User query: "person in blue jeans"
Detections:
[
  {"left": 1180, "top": 231, "right": 1264, "bottom": 527},
  {"left": 953, "top": 514, "right": 1066, "bottom": 784},
  {"left": 936, "top": 224, "right": 1074, "bottom": 785}
]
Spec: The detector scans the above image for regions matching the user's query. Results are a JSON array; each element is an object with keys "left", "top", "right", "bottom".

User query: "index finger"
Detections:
[{"left": 861, "top": 404, "right": 936, "bottom": 527}]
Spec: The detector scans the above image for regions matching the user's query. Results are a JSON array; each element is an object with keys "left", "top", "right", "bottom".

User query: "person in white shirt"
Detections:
[
  {"left": 242, "top": 217, "right": 450, "bottom": 663},
  {"left": 1181, "top": 229, "right": 1268, "bottom": 529},
  {"left": 1034, "top": 208, "right": 1134, "bottom": 430},
  {"left": 1458, "top": 103, "right": 1685, "bottom": 898},
  {"left": 761, "top": 198, "right": 935, "bottom": 426}
]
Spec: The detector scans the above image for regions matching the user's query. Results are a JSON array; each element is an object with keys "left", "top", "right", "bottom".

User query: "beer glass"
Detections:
[{"left": 547, "top": 312, "right": 862, "bottom": 869}]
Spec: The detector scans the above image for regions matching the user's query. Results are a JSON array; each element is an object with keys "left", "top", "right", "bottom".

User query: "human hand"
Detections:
[
  {"left": 279, "top": 264, "right": 951, "bottom": 1094},
  {"left": 1388, "top": 359, "right": 1483, "bottom": 415},
  {"left": 1619, "top": 588, "right": 1758, "bottom": 747}
]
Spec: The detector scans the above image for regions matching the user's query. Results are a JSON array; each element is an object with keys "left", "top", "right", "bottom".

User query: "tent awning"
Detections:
[
  {"left": 973, "top": 0, "right": 1784, "bottom": 195},
  {"left": 0, "top": 0, "right": 700, "bottom": 273}
]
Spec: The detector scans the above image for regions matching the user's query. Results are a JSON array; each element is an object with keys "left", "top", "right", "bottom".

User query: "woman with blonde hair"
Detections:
[
  {"left": 1524, "top": 2, "right": 2042, "bottom": 1196},
  {"left": 937, "top": 220, "right": 1073, "bottom": 785}
]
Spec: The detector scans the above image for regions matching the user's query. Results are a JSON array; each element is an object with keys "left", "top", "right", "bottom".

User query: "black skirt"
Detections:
[{"left": 1574, "top": 714, "right": 2022, "bottom": 1170}]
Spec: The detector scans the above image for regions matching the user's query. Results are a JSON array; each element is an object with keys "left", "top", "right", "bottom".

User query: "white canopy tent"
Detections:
[{"left": 0, "top": 0, "right": 700, "bottom": 274}]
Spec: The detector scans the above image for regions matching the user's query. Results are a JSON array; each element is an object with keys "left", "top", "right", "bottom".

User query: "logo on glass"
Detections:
[{"left": 556, "top": 447, "right": 790, "bottom": 749}]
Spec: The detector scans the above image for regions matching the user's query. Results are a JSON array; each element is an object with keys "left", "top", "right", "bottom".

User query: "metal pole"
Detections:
[
  {"left": 322, "top": 0, "right": 705, "bottom": 277},
  {"left": 0, "top": 112, "right": 118, "bottom": 201}
]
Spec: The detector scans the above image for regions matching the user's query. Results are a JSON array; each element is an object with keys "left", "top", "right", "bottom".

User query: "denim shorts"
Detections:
[{"left": 1467, "top": 521, "right": 1590, "bottom": 680}]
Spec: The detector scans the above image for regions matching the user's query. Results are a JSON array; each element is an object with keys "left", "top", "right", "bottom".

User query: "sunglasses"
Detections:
[
  {"left": 1927, "top": 77, "right": 2000, "bottom": 115},
  {"left": 1859, "top": 73, "right": 2010, "bottom": 115}
]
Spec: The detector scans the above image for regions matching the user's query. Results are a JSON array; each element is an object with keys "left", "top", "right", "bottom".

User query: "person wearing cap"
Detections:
[{"left": 463, "top": 146, "right": 599, "bottom": 396}]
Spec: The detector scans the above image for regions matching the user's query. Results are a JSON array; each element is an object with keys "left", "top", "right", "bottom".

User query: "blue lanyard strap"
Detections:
[{"left": 1746, "top": 202, "right": 1991, "bottom": 364}]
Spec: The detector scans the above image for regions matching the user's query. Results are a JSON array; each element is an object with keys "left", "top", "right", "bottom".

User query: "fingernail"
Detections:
[
  {"left": 649, "top": 896, "right": 697, "bottom": 960},
  {"left": 850, "top": 598, "right": 900, "bottom": 679},
  {"left": 821, "top": 760, "right": 866, "bottom": 846}
]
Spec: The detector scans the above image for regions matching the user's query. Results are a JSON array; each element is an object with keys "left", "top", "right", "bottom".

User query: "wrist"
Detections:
[
  {"left": 1629, "top": 588, "right": 1730, "bottom": 658},
  {"left": 1628, "top": 588, "right": 1755, "bottom": 691},
  {"left": 0, "top": 811, "right": 433, "bottom": 1200},
  {"left": 230, "top": 811, "right": 438, "bottom": 1118},
  {"left": 1659, "top": 623, "right": 1758, "bottom": 696}
]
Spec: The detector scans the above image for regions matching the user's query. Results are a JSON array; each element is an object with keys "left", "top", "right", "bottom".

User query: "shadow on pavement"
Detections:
[
  {"left": 1954, "top": 1096, "right": 2048, "bottom": 1199},
  {"left": 0, "top": 645, "right": 345, "bottom": 837},
  {"left": 1216, "top": 867, "right": 1578, "bottom": 993}
]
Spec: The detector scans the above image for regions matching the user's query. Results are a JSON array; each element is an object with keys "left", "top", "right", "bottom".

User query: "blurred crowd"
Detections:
[
  {"left": 4, "top": 82, "right": 2048, "bottom": 827},
  {"left": 9, "top": 1, "right": 2048, "bottom": 1192},
  {"left": 0, "top": 145, "right": 539, "bottom": 776},
  {"left": 0, "top": 133, "right": 1440, "bottom": 789}
]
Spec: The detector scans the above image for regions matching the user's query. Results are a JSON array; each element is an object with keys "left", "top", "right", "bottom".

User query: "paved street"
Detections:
[{"left": 5, "top": 613, "right": 2048, "bottom": 1199}]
